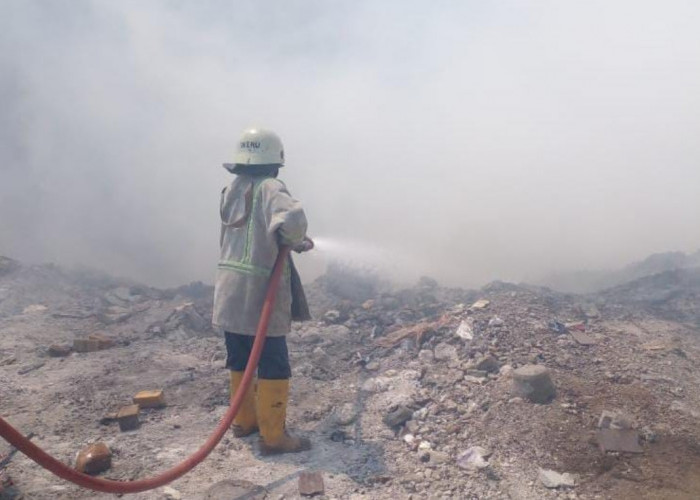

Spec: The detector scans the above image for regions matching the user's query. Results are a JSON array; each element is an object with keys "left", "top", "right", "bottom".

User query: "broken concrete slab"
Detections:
[
  {"left": 570, "top": 330, "right": 596, "bottom": 346},
  {"left": 597, "top": 428, "right": 643, "bottom": 453},
  {"left": 298, "top": 471, "right": 325, "bottom": 497},
  {"left": 511, "top": 364, "right": 556, "bottom": 403},
  {"left": 75, "top": 442, "right": 111, "bottom": 474},
  {"left": 598, "top": 410, "right": 634, "bottom": 430}
]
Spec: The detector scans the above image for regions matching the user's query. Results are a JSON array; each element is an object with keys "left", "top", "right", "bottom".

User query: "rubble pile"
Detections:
[{"left": 1, "top": 255, "right": 700, "bottom": 499}]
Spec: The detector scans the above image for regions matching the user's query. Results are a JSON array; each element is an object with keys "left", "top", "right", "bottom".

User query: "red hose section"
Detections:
[{"left": 0, "top": 246, "right": 292, "bottom": 494}]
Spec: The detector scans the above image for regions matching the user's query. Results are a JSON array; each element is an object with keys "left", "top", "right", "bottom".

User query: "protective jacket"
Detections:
[{"left": 213, "top": 175, "right": 308, "bottom": 336}]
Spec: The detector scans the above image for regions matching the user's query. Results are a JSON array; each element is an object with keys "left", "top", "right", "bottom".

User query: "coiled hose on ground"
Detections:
[{"left": 0, "top": 246, "right": 291, "bottom": 494}]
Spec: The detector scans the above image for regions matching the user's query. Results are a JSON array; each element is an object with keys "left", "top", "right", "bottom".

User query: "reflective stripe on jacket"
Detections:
[{"left": 213, "top": 174, "right": 307, "bottom": 336}]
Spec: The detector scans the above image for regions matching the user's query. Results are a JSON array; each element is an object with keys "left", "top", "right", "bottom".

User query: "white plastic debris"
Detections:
[
  {"left": 538, "top": 468, "right": 576, "bottom": 489},
  {"left": 456, "top": 446, "right": 490, "bottom": 471},
  {"left": 455, "top": 320, "right": 474, "bottom": 340}
]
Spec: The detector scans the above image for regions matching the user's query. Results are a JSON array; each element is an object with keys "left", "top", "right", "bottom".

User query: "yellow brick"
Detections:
[
  {"left": 133, "top": 390, "right": 166, "bottom": 409},
  {"left": 117, "top": 404, "right": 140, "bottom": 431}
]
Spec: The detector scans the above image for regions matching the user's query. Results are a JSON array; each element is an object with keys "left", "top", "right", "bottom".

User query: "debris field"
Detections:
[{"left": 1, "top": 256, "right": 700, "bottom": 499}]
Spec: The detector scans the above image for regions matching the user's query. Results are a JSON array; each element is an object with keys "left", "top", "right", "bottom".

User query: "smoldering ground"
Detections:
[{"left": 1, "top": 0, "right": 700, "bottom": 287}]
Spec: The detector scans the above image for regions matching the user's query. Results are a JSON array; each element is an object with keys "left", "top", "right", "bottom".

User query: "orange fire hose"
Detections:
[{"left": 0, "top": 246, "right": 291, "bottom": 494}]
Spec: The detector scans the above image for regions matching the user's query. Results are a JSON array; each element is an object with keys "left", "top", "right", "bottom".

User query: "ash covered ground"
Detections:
[{"left": 1, "top": 255, "right": 700, "bottom": 499}]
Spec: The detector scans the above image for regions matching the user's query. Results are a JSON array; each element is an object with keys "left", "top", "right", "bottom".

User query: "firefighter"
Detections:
[{"left": 213, "top": 127, "right": 313, "bottom": 455}]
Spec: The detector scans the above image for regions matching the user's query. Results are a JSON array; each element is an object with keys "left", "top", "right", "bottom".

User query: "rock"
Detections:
[
  {"left": 538, "top": 468, "right": 576, "bottom": 489},
  {"left": 73, "top": 334, "right": 115, "bottom": 353},
  {"left": 428, "top": 450, "right": 450, "bottom": 464},
  {"left": 298, "top": 471, "right": 324, "bottom": 497},
  {"left": 0, "top": 256, "right": 20, "bottom": 276},
  {"left": 488, "top": 316, "right": 504, "bottom": 328},
  {"left": 134, "top": 389, "right": 166, "bottom": 409},
  {"left": 598, "top": 410, "right": 634, "bottom": 430},
  {"left": 17, "top": 362, "right": 45, "bottom": 375},
  {"left": 365, "top": 361, "right": 380, "bottom": 371},
  {"left": 470, "top": 299, "right": 490, "bottom": 310},
  {"left": 75, "top": 442, "right": 112, "bottom": 474},
  {"left": 163, "top": 486, "right": 182, "bottom": 500},
  {"left": 0, "top": 356, "right": 17, "bottom": 367},
  {"left": 511, "top": 365, "right": 556, "bottom": 404},
  {"left": 334, "top": 403, "right": 358, "bottom": 426},
  {"left": 433, "top": 343, "right": 458, "bottom": 362},
  {"left": 455, "top": 320, "right": 474, "bottom": 340},
  {"left": 22, "top": 304, "right": 48, "bottom": 314},
  {"left": 405, "top": 420, "right": 420, "bottom": 433},
  {"left": 362, "top": 299, "right": 375, "bottom": 310},
  {"left": 117, "top": 404, "right": 140, "bottom": 431},
  {"left": 499, "top": 364, "right": 514, "bottom": 377},
  {"left": 571, "top": 330, "right": 596, "bottom": 345},
  {"left": 362, "top": 377, "right": 391, "bottom": 393},
  {"left": 596, "top": 429, "right": 643, "bottom": 453},
  {"left": 418, "top": 276, "right": 439, "bottom": 289},
  {"left": 322, "top": 310, "right": 343, "bottom": 324},
  {"left": 203, "top": 480, "right": 267, "bottom": 500},
  {"left": 418, "top": 349, "right": 434, "bottom": 363},
  {"left": 456, "top": 446, "right": 490, "bottom": 471},
  {"left": 167, "top": 302, "right": 207, "bottom": 332},
  {"left": 47, "top": 344, "right": 72, "bottom": 357},
  {"left": 475, "top": 355, "right": 500, "bottom": 373},
  {"left": 383, "top": 406, "right": 414, "bottom": 428}
]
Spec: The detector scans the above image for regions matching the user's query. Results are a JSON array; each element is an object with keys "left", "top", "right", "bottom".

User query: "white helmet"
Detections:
[{"left": 224, "top": 128, "right": 285, "bottom": 171}]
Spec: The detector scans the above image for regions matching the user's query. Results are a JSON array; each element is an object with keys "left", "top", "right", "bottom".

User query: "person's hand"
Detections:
[{"left": 293, "top": 237, "right": 314, "bottom": 253}]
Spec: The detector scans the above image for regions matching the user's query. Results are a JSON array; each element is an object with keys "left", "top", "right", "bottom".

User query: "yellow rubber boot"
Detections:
[
  {"left": 230, "top": 371, "right": 258, "bottom": 437},
  {"left": 257, "top": 379, "right": 311, "bottom": 455}
]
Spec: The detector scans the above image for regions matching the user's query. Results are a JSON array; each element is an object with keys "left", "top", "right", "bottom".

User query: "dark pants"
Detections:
[{"left": 224, "top": 332, "right": 291, "bottom": 380}]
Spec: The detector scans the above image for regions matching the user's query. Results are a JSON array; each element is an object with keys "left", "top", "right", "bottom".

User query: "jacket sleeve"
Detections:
[{"left": 261, "top": 179, "right": 308, "bottom": 246}]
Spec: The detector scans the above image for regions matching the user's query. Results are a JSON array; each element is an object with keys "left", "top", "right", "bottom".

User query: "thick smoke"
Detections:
[{"left": 2, "top": 0, "right": 699, "bottom": 287}]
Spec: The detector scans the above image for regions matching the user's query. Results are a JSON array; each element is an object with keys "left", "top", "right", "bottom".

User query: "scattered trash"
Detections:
[
  {"left": 538, "top": 468, "right": 576, "bottom": 489},
  {"left": 548, "top": 320, "right": 567, "bottom": 334},
  {"left": 455, "top": 319, "right": 474, "bottom": 340},
  {"left": 456, "top": 446, "right": 490, "bottom": 471}
]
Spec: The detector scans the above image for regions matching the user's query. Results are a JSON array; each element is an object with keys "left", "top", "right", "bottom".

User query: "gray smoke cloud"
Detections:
[{"left": 2, "top": 0, "right": 700, "bottom": 287}]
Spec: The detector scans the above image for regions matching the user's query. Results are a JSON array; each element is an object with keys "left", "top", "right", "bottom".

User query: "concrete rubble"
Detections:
[{"left": 1, "top": 255, "right": 700, "bottom": 498}]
